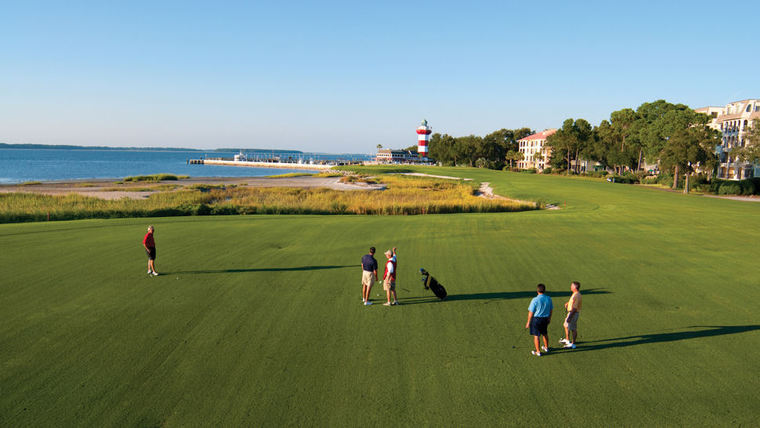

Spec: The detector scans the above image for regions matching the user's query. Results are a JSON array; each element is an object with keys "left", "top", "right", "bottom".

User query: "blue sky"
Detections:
[{"left": 1, "top": 1, "right": 758, "bottom": 152}]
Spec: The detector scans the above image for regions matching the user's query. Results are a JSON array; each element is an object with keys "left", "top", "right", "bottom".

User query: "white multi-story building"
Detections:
[
  {"left": 517, "top": 129, "right": 556, "bottom": 171},
  {"left": 696, "top": 99, "right": 760, "bottom": 179}
]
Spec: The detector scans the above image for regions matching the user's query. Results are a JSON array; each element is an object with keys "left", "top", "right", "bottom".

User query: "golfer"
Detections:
[
  {"left": 382, "top": 249, "right": 398, "bottom": 306},
  {"left": 560, "top": 281, "right": 582, "bottom": 349},
  {"left": 361, "top": 247, "right": 378, "bottom": 306},
  {"left": 525, "top": 283, "right": 553, "bottom": 356},
  {"left": 143, "top": 225, "right": 158, "bottom": 276}
]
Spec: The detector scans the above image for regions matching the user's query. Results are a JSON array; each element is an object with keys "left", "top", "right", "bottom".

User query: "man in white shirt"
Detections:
[{"left": 382, "top": 249, "right": 398, "bottom": 306}]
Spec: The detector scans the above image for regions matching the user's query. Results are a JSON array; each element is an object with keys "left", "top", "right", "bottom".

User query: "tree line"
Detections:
[
  {"left": 409, "top": 128, "right": 535, "bottom": 169},
  {"left": 419, "top": 99, "right": 760, "bottom": 192},
  {"left": 544, "top": 100, "right": 760, "bottom": 191},
  {"left": 545, "top": 100, "right": 722, "bottom": 189}
]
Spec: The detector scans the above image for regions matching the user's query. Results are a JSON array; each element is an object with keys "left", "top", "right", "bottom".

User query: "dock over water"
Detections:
[{"left": 190, "top": 159, "right": 337, "bottom": 170}]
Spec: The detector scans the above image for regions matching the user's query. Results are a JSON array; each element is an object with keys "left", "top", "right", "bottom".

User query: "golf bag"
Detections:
[{"left": 419, "top": 268, "right": 447, "bottom": 300}]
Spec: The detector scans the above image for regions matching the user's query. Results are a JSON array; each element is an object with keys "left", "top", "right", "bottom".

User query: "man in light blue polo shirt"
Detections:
[{"left": 525, "top": 283, "right": 553, "bottom": 356}]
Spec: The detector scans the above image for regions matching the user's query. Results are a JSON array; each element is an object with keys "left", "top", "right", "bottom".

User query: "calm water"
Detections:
[{"left": 0, "top": 149, "right": 365, "bottom": 184}]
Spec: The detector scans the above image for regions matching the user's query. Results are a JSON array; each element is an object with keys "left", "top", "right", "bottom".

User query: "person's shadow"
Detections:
[
  {"left": 165, "top": 265, "right": 354, "bottom": 275},
  {"left": 560, "top": 325, "right": 760, "bottom": 353},
  {"left": 399, "top": 288, "right": 611, "bottom": 305}
]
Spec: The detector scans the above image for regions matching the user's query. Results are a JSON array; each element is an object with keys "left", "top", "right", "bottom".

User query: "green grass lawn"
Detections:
[{"left": 1, "top": 168, "right": 759, "bottom": 426}]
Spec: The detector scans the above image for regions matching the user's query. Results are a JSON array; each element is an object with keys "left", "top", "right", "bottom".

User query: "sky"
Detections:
[{"left": 1, "top": 0, "right": 758, "bottom": 153}]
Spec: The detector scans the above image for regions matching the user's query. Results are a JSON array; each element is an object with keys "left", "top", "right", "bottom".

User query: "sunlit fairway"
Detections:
[{"left": 1, "top": 167, "right": 759, "bottom": 426}]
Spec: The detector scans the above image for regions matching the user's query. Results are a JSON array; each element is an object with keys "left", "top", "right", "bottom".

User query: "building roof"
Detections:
[
  {"left": 377, "top": 149, "right": 414, "bottom": 154},
  {"left": 717, "top": 112, "right": 760, "bottom": 122},
  {"left": 518, "top": 129, "right": 557, "bottom": 141}
]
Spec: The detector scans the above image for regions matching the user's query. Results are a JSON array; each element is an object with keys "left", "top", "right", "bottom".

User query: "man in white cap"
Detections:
[
  {"left": 142, "top": 225, "right": 158, "bottom": 276},
  {"left": 382, "top": 248, "right": 398, "bottom": 306}
]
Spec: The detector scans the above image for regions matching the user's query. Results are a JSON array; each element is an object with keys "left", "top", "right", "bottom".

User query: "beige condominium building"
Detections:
[
  {"left": 695, "top": 99, "right": 760, "bottom": 180},
  {"left": 517, "top": 129, "right": 556, "bottom": 171}
]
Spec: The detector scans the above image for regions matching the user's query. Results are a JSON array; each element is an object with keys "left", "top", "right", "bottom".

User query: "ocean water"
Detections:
[{"left": 0, "top": 149, "right": 358, "bottom": 184}]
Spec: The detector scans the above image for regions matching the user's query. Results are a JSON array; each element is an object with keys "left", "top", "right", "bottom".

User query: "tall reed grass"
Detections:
[
  {"left": 0, "top": 175, "right": 536, "bottom": 223},
  {"left": 120, "top": 173, "right": 189, "bottom": 183}
]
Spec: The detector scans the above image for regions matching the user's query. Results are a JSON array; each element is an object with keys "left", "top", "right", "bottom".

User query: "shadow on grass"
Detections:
[
  {"left": 562, "top": 325, "right": 760, "bottom": 353},
  {"left": 167, "top": 265, "right": 354, "bottom": 274},
  {"left": 399, "top": 288, "right": 611, "bottom": 305}
]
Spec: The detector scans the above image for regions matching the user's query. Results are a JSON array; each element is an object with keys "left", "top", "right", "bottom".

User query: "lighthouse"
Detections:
[{"left": 416, "top": 119, "right": 432, "bottom": 159}]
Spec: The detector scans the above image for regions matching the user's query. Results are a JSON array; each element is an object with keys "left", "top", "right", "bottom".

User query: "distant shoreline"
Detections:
[
  {"left": 0, "top": 143, "right": 373, "bottom": 158},
  {"left": 0, "top": 143, "right": 303, "bottom": 153}
]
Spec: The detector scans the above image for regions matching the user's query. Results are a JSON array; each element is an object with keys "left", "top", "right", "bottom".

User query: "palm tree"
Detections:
[
  {"left": 506, "top": 150, "right": 523, "bottom": 168},
  {"left": 532, "top": 151, "right": 544, "bottom": 170}
]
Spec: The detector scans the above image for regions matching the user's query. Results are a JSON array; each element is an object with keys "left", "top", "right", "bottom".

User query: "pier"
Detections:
[{"left": 189, "top": 158, "right": 340, "bottom": 170}]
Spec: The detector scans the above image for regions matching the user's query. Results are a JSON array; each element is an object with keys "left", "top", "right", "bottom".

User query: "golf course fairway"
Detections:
[{"left": 2, "top": 168, "right": 759, "bottom": 426}]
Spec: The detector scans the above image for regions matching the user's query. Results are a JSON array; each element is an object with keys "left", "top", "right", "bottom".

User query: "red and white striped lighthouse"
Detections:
[{"left": 416, "top": 119, "right": 431, "bottom": 158}]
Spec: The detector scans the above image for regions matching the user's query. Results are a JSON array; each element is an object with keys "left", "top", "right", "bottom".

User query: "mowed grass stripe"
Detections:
[{"left": 1, "top": 169, "right": 759, "bottom": 426}]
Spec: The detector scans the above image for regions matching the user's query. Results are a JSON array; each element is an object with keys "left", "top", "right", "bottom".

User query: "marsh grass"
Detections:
[
  {"left": 338, "top": 166, "right": 414, "bottom": 174},
  {"left": 102, "top": 184, "right": 180, "bottom": 192},
  {"left": 340, "top": 175, "right": 379, "bottom": 184},
  {"left": 0, "top": 175, "right": 536, "bottom": 222},
  {"left": 267, "top": 172, "right": 315, "bottom": 178},
  {"left": 121, "top": 173, "right": 189, "bottom": 182}
]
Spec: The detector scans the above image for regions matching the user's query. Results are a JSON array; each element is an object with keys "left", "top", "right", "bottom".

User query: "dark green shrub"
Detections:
[
  {"left": 740, "top": 179, "right": 757, "bottom": 195},
  {"left": 211, "top": 205, "right": 240, "bottom": 215},
  {"left": 718, "top": 182, "right": 742, "bottom": 195},
  {"left": 692, "top": 174, "right": 710, "bottom": 185},
  {"left": 657, "top": 173, "right": 673, "bottom": 186},
  {"left": 657, "top": 173, "right": 684, "bottom": 188},
  {"left": 610, "top": 172, "right": 639, "bottom": 184},
  {"left": 709, "top": 179, "right": 724, "bottom": 193},
  {"left": 585, "top": 170, "right": 608, "bottom": 178},
  {"left": 641, "top": 176, "right": 659, "bottom": 185},
  {"left": 709, "top": 178, "right": 759, "bottom": 195}
]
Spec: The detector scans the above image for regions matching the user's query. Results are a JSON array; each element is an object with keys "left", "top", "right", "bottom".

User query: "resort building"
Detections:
[
  {"left": 696, "top": 99, "right": 760, "bottom": 179},
  {"left": 517, "top": 129, "right": 556, "bottom": 171},
  {"left": 375, "top": 149, "right": 418, "bottom": 164}
]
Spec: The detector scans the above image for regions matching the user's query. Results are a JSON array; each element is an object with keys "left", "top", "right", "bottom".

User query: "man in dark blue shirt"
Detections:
[{"left": 361, "top": 247, "right": 378, "bottom": 306}]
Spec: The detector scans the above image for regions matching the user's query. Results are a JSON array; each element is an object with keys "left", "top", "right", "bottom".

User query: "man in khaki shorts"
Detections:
[
  {"left": 361, "top": 247, "right": 378, "bottom": 306},
  {"left": 560, "top": 281, "right": 582, "bottom": 349},
  {"left": 382, "top": 249, "right": 398, "bottom": 306}
]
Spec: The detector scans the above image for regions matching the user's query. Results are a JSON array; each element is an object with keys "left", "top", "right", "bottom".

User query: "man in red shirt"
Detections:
[{"left": 143, "top": 225, "right": 158, "bottom": 276}]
